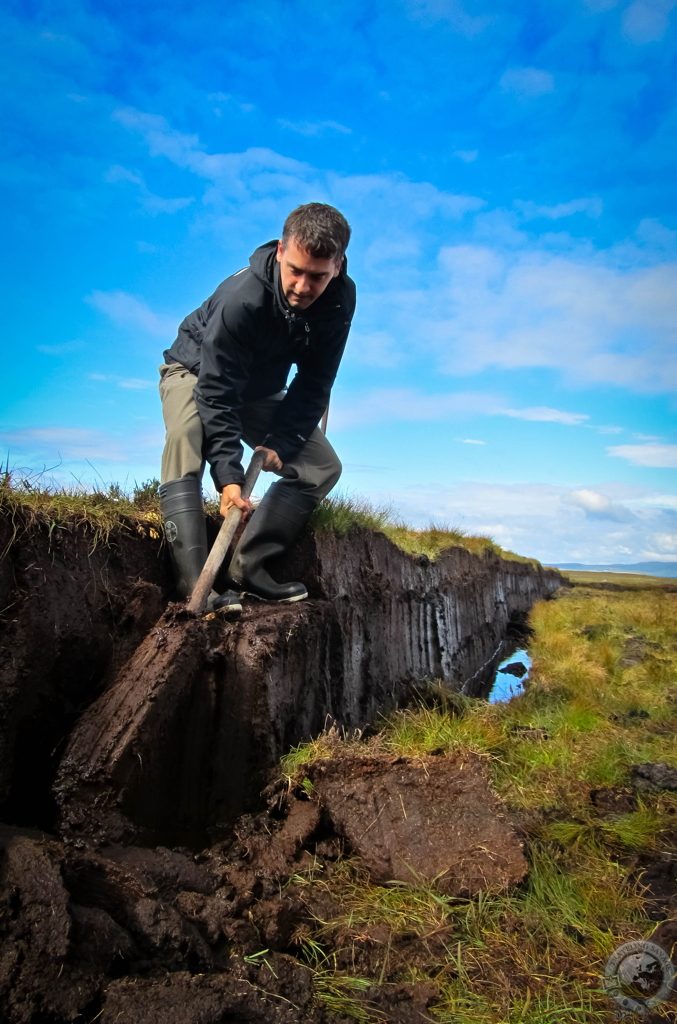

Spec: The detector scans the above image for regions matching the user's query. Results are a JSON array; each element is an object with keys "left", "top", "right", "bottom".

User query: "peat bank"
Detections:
[{"left": 1, "top": 494, "right": 675, "bottom": 1022}]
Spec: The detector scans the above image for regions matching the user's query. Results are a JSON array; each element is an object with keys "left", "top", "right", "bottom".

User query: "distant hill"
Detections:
[{"left": 553, "top": 561, "right": 677, "bottom": 579}]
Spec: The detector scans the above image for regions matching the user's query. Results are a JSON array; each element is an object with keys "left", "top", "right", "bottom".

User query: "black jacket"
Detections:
[{"left": 164, "top": 241, "right": 356, "bottom": 490}]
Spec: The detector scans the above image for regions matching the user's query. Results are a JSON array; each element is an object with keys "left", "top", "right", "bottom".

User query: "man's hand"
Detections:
[
  {"left": 255, "top": 445, "right": 283, "bottom": 473},
  {"left": 220, "top": 483, "right": 254, "bottom": 519},
  {"left": 219, "top": 448, "right": 282, "bottom": 518}
]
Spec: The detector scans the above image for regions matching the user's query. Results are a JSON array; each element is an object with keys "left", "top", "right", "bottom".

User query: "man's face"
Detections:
[{"left": 276, "top": 237, "right": 341, "bottom": 311}]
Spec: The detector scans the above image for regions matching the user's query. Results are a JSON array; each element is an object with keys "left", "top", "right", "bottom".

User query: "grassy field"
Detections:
[
  {"left": 280, "top": 580, "right": 677, "bottom": 1022},
  {"left": 562, "top": 569, "right": 677, "bottom": 588}
]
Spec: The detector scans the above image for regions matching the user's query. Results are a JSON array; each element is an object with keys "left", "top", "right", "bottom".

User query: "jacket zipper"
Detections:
[{"left": 284, "top": 310, "right": 311, "bottom": 349}]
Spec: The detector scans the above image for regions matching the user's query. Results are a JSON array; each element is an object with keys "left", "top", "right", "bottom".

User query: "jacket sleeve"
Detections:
[
  {"left": 263, "top": 301, "right": 354, "bottom": 462},
  {"left": 193, "top": 306, "right": 254, "bottom": 491}
]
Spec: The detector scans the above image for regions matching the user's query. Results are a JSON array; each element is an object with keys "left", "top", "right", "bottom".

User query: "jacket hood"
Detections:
[
  {"left": 249, "top": 240, "right": 278, "bottom": 292},
  {"left": 248, "top": 240, "right": 352, "bottom": 318}
]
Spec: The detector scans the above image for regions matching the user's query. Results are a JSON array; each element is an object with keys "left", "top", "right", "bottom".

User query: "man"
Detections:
[{"left": 158, "top": 203, "right": 355, "bottom": 611}]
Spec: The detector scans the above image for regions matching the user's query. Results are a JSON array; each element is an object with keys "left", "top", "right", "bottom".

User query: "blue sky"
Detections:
[{"left": 3, "top": 0, "right": 676, "bottom": 565}]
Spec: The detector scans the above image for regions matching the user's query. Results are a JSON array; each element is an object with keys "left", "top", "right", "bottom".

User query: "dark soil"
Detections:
[
  {"left": 4, "top": 754, "right": 672, "bottom": 1023},
  {"left": 0, "top": 503, "right": 559, "bottom": 845},
  {"left": 307, "top": 751, "right": 527, "bottom": 894},
  {"left": 1, "top": 748, "right": 528, "bottom": 1024}
]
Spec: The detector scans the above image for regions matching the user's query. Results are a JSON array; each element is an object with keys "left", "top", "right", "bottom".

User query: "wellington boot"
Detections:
[
  {"left": 159, "top": 475, "right": 242, "bottom": 614},
  {"left": 228, "top": 487, "right": 316, "bottom": 603}
]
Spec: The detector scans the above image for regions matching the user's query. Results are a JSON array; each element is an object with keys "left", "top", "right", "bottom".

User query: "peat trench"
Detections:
[{"left": 0, "top": 508, "right": 568, "bottom": 1022}]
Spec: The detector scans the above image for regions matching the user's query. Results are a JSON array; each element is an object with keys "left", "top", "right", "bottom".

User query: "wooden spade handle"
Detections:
[{"left": 186, "top": 450, "right": 266, "bottom": 615}]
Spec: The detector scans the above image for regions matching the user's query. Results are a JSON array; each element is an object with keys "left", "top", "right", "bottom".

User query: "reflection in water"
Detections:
[
  {"left": 460, "top": 617, "right": 533, "bottom": 702},
  {"left": 488, "top": 647, "right": 532, "bottom": 704}
]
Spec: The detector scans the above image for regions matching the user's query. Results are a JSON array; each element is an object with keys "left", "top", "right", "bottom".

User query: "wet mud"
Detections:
[{"left": 1, "top": 748, "right": 529, "bottom": 1024}]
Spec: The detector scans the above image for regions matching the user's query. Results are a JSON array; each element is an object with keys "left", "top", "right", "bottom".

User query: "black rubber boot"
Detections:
[
  {"left": 228, "top": 487, "right": 316, "bottom": 602},
  {"left": 159, "top": 476, "right": 242, "bottom": 614}
]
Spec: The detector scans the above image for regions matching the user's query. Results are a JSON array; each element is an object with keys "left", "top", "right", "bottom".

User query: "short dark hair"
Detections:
[{"left": 282, "top": 203, "right": 351, "bottom": 262}]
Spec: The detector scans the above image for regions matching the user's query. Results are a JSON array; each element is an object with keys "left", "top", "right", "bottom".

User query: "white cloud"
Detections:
[
  {"left": 608, "top": 443, "right": 677, "bottom": 468},
  {"left": 472, "top": 209, "right": 529, "bottom": 248},
  {"left": 376, "top": 481, "right": 566, "bottom": 559},
  {"left": 114, "top": 106, "right": 484, "bottom": 225},
  {"left": 499, "top": 67, "right": 555, "bottom": 97},
  {"left": 0, "top": 424, "right": 166, "bottom": 491},
  {"left": 454, "top": 149, "right": 478, "bottom": 163},
  {"left": 362, "top": 232, "right": 423, "bottom": 266},
  {"left": 350, "top": 331, "right": 403, "bottom": 368},
  {"left": 332, "top": 388, "right": 592, "bottom": 431},
  {"left": 641, "top": 552, "right": 677, "bottom": 564},
  {"left": 636, "top": 219, "right": 677, "bottom": 251},
  {"left": 278, "top": 119, "right": 352, "bottom": 137},
  {"left": 357, "top": 478, "right": 677, "bottom": 564},
  {"left": 566, "top": 488, "right": 635, "bottom": 522},
  {"left": 330, "top": 172, "right": 484, "bottom": 220},
  {"left": 0, "top": 427, "right": 129, "bottom": 463},
  {"left": 631, "top": 493, "right": 677, "bottom": 510},
  {"left": 119, "top": 377, "right": 154, "bottom": 390},
  {"left": 461, "top": 438, "right": 486, "bottom": 445},
  {"left": 622, "top": 0, "right": 676, "bottom": 43},
  {"left": 515, "top": 197, "right": 603, "bottom": 220},
  {"left": 114, "top": 108, "right": 310, "bottom": 196},
  {"left": 207, "top": 91, "right": 256, "bottom": 114},
  {"left": 331, "top": 388, "right": 497, "bottom": 428},
  {"left": 583, "top": 0, "right": 621, "bottom": 9},
  {"left": 109, "top": 111, "right": 677, "bottom": 401},
  {"left": 645, "top": 531, "right": 677, "bottom": 554},
  {"left": 404, "top": 0, "right": 493, "bottom": 35},
  {"left": 105, "top": 164, "right": 194, "bottom": 215},
  {"left": 569, "top": 488, "right": 612, "bottom": 513},
  {"left": 37, "top": 340, "right": 84, "bottom": 356},
  {"left": 87, "top": 290, "right": 178, "bottom": 339},
  {"left": 499, "top": 406, "right": 589, "bottom": 426},
  {"left": 88, "top": 373, "right": 154, "bottom": 390},
  {"left": 387, "top": 245, "right": 677, "bottom": 392}
]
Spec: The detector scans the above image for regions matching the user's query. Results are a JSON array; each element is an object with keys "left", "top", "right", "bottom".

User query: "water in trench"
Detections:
[
  {"left": 462, "top": 614, "right": 534, "bottom": 703},
  {"left": 488, "top": 646, "right": 532, "bottom": 703}
]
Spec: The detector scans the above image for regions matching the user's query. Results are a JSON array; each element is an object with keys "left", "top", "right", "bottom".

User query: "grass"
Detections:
[
  {"left": 1, "top": 472, "right": 543, "bottom": 566},
  {"left": 380, "top": 698, "right": 505, "bottom": 758},
  {"left": 278, "top": 581, "right": 677, "bottom": 1022},
  {"left": 562, "top": 569, "right": 677, "bottom": 587},
  {"left": 289, "top": 836, "right": 652, "bottom": 1021},
  {"left": 0, "top": 469, "right": 162, "bottom": 552},
  {"left": 310, "top": 494, "right": 394, "bottom": 536},
  {"left": 280, "top": 730, "right": 341, "bottom": 784},
  {"left": 299, "top": 938, "right": 387, "bottom": 1022},
  {"left": 312, "top": 492, "right": 541, "bottom": 564}
]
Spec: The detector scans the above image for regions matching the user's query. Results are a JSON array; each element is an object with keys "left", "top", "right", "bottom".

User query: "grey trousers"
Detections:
[{"left": 158, "top": 362, "right": 342, "bottom": 502}]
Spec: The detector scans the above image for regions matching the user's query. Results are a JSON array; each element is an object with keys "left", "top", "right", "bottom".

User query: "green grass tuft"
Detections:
[
  {"left": 310, "top": 493, "right": 393, "bottom": 535},
  {"left": 312, "top": 493, "right": 541, "bottom": 564},
  {"left": 0, "top": 470, "right": 162, "bottom": 552},
  {"left": 1, "top": 474, "right": 542, "bottom": 567}
]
